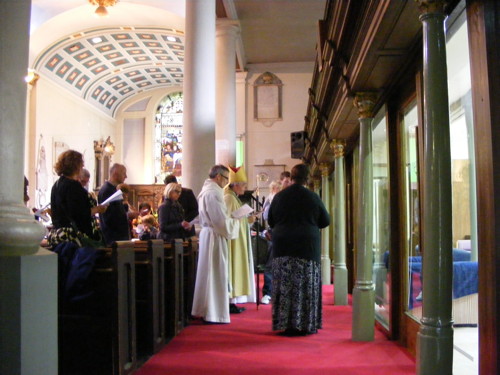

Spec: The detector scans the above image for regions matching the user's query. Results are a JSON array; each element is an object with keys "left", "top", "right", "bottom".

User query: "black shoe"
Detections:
[
  {"left": 229, "top": 303, "right": 246, "bottom": 314},
  {"left": 279, "top": 328, "right": 307, "bottom": 337},
  {"left": 202, "top": 319, "right": 227, "bottom": 325}
]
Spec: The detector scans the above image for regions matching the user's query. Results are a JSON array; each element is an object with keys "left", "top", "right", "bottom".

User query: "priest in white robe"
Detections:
[{"left": 191, "top": 165, "right": 239, "bottom": 323}]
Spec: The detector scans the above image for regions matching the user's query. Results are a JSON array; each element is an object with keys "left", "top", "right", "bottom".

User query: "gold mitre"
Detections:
[{"left": 228, "top": 165, "right": 247, "bottom": 184}]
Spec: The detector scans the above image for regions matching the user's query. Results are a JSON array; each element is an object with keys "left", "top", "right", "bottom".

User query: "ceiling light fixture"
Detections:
[
  {"left": 25, "top": 69, "right": 40, "bottom": 85},
  {"left": 88, "top": 0, "right": 118, "bottom": 18}
]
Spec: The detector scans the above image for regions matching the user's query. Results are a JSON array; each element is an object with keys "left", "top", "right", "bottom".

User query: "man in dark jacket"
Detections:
[
  {"left": 164, "top": 174, "right": 199, "bottom": 236},
  {"left": 98, "top": 163, "right": 130, "bottom": 244}
]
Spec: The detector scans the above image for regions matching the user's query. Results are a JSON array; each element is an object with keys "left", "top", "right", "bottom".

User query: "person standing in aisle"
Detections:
[
  {"left": 191, "top": 165, "right": 239, "bottom": 323},
  {"left": 268, "top": 164, "right": 330, "bottom": 335}
]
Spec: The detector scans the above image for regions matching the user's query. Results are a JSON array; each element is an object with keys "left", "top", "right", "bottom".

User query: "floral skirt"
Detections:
[{"left": 271, "top": 256, "right": 322, "bottom": 334}]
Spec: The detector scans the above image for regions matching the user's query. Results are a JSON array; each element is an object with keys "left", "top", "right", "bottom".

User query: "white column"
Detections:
[
  {"left": 235, "top": 71, "right": 248, "bottom": 166},
  {"left": 183, "top": 0, "right": 216, "bottom": 195},
  {"left": 0, "top": 1, "right": 57, "bottom": 374},
  {"left": 215, "top": 20, "right": 239, "bottom": 166}
]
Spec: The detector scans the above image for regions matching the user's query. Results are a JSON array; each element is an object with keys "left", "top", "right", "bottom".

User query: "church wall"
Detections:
[
  {"left": 26, "top": 77, "right": 116, "bottom": 209},
  {"left": 114, "top": 87, "right": 182, "bottom": 185},
  {"left": 245, "top": 62, "right": 314, "bottom": 196}
]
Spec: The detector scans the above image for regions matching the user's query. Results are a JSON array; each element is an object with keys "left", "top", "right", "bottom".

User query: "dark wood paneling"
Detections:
[{"left": 467, "top": 1, "right": 500, "bottom": 374}]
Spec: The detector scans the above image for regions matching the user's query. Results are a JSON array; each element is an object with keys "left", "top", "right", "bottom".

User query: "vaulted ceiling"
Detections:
[
  {"left": 33, "top": 27, "right": 185, "bottom": 116},
  {"left": 30, "top": 0, "right": 325, "bottom": 117}
]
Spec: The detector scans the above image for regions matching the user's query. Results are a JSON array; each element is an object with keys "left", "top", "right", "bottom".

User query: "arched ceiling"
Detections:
[
  {"left": 30, "top": 0, "right": 325, "bottom": 117},
  {"left": 30, "top": 1, "right": 188, "bottom": 117},
  {"left": 33, "top": 26, "right": 185, "bottom": 117}
]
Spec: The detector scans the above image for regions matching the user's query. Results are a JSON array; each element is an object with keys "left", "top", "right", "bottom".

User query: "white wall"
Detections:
[
  {"left": 25, "top": 77, "right": 116, "bottom": 209},
  {"left": 123, "top": 118, "right": 145, "bottom": 184},
  {"left": 114, "top": 87, "right": 182, "bottom": 184},
  {"left": 24, "top": 65, "right": 313, "bottom": 207},
  {"left": 244, "top": 62, "right": 314, "bottom": 192}
]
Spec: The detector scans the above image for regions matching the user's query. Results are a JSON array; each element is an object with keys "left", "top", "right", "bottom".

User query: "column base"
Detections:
[
  {"left": 321, "top": 256, "right": 331, "bottom": 285},
  {"left": 352, "top": 283, "right": 374, "bottom": 341},
  {"left": 417, "top": 323, "right": 454, "bottom": 375},
  {"left": 333, "top": 264, "right": 348, "bottom": 305},
  {"left": 0, "top": 204, "right": 45, "bottom": 255},
  {"left": 0, "top": 248, "right": 58, "bottom": 375}
]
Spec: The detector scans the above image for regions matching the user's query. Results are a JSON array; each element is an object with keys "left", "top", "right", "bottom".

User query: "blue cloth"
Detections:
[
  {"left": 453, "top": 261, "right": 478, "bottom": 299},
  {"left": 408, "top": 254, "right": 478, "bottom": 308},
  {"left": 452, "top": 248, "right": 471, "bottom": 262},
  {"left": 53, "top": 242, "right": 104, "bottom": 302}
]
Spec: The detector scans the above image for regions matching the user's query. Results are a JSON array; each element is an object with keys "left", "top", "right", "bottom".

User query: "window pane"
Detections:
[
  {"left": 402, "top": 102, "right": 422, "bottom": 321},
  {"left": 372, "top": 107, "right": 391, "bottom": 329},
  {"left": 154, "top": 92, "right": 183, "bottom": 183}
]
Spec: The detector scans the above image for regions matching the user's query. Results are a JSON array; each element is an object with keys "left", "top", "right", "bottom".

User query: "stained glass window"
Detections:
[{"left": 154, "top": 92, "right": 183, "bottom": 183}]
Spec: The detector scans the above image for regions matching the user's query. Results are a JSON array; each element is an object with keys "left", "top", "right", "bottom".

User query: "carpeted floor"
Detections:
[{"left": 136, "top": 285, "right": 416, "bottom": 375}]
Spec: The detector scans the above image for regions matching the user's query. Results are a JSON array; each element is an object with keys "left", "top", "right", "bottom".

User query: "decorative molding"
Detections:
[
  {"left": 416, "top": 0, "right": 446, "bottom": 14},
  {"left": 253, "top": 72, "right": 283, "bottom": 127},
  {"left": 320, "top": 162, "right": 330, "bottom": 176},
  {"left": 331, "top": 139, "right": 346, "bottom": 158},
  {"left": 353, "top": 92, "right": 377, "bottom": 119}
]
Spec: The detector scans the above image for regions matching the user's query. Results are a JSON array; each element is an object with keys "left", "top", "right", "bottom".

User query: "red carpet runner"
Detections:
[{"left": 136, "top": 285, "right": 416, "bottom": 375}]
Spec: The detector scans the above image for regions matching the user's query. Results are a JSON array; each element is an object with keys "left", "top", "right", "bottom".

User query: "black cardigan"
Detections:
[
  {"left": 51, "top": 176, "right": 93, "bottom": 237},
  {"left": 268, "top": 183, "right": 330, "bottom": 263},
  {"left": 158, "top": 198, "right": 190, "bottom": 241}
]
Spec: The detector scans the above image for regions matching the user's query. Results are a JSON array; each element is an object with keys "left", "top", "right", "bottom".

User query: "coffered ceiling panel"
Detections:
[{"left": 33, "top": 26, "right": 184, "bottom": 117}]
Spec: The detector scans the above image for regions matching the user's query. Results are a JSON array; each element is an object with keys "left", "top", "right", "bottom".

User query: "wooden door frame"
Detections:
[{"left": 466, "top": 1, "right": 500, "bottom": 373}]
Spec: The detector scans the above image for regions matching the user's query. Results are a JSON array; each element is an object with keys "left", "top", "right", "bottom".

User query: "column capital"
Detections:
[
  {"left": 353, "top": 92, "right": 377, "bottom": 119},
  {"left": 236, "top": 71, "right": 248, "bottom": 84},
  {"left": 313, "top": 177, "right": 321, "bottom": 191},
  {"left": 416, "top": 0, "right": 446, "bottom": 14},
  {"left": 331, "top": 139, "right": 346, "bottom": 158},
  {"left": 216, "top": 19, "right": 240, "bottom": 37},
  {"left": 319, "top": 163, "right": 330, "bottom": 177}
]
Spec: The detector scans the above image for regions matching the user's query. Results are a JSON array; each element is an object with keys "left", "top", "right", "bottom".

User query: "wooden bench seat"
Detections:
[
  {"left": 57, "top": 237, "right": 199, "bottom": 374},
  {"left": 58, "top": 241, "right": 137, "bottom": 375}
]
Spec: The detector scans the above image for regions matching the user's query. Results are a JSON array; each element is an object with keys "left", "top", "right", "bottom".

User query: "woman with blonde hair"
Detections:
[{"left": 158, "top": 182, "right": 192, "bottom": 241}]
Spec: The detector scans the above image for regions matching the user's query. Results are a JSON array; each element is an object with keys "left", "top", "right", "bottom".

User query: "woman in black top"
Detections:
[
  {"left": 268, "top": 163, "right": 330, "bottom": 335},
  {"left": 48, "top": 150, "right": 107, "bottom": 247},
  {"left": 158, "top": 182, "right": 193, "bottom": 241}
]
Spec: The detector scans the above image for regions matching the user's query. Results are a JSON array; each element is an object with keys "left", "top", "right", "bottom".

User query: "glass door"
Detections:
[
  {"left": 372, "top": 106, "right": 391, "bottom": 329},
  {"left": 446, "top": 4, "right": 478, "bottom": 374},
  {"left": 401, "top": 101, "right": 422, "bottom": 322}
]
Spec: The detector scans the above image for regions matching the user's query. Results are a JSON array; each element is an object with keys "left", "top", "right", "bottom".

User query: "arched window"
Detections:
[{"left": 154, "top": 92, "right": 183, "bottom": 183}]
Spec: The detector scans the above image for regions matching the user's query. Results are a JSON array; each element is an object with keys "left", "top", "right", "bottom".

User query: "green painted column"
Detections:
[
  {"left": 416, "top": 2, "right": 454, "bottom": 374},
  {"left": 352, "top": 93, "right": 376, "bottom": 341},
  {"left": 320, "top": 163, "right": 332, "bottom": 285},
  {"left": 0, "top": 1, "right": 57, "bottom": 374},
  {"left": 332, "top": 140, "right": 348, "bottom": 305}
]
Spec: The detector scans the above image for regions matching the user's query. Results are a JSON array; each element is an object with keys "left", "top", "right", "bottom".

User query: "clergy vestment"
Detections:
[
  {"left": 191, "top": 179, "right": 239, "bottom": 323},
  {"left": 224, "top": 189, "right": 256, "bottom": 303}
]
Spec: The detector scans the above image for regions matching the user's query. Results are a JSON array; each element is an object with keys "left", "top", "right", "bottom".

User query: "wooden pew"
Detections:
[
  {"left": 183, "top": 237, "right": 199, "bottom": 325},
  {"left": 164, "top": 239, "right": 184, "bottom": 338},
  {"left": 133, "top": 239, "right": 166, "bottom": 357},
  {"left": 58, "top": 241, "right": 137, "bottom": 375}
]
